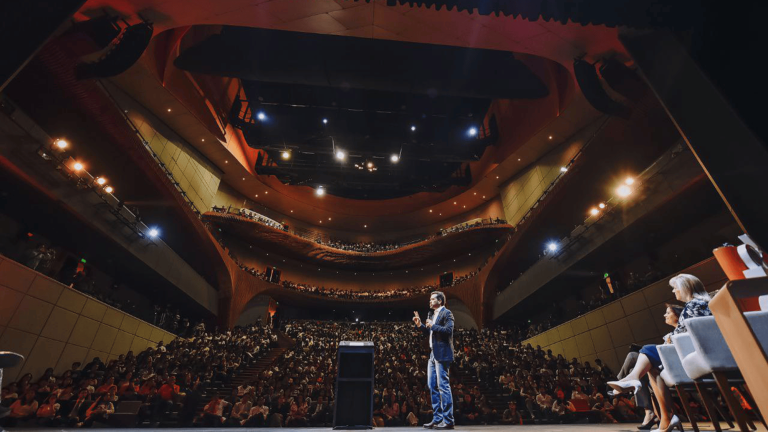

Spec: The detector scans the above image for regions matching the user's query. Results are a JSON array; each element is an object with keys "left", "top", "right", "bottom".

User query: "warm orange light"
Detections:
[
  {"left": 598, "top": 203, "right": 606, "bottom": 209},
  {"left": 55, "top": 139, "right": 68, "bottom": 149},
  {"left": 429, "top": 210, "right": 432, "bottom": 213},
  {"left": 73, "top": 162, "right": 84, "bottom": 171},
  {"left": 104, "top": 186, "right": 114, "bottom": 194},
  {"left": 625, "top": 177, "right": 635, "bottom": 185},
  {"left": 95, "top": 177, "right": 106, "bottom": 185},
  {"left": 617, "top": 185, "right": 632, "bottom": 197},
  {"left": 590, "top": 208, "right": 599, "bottom": 216}
]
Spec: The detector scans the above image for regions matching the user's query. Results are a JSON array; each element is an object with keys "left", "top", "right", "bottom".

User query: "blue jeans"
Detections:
[{"left": 428, "top": 353, "right": 454, "bottom": 425}]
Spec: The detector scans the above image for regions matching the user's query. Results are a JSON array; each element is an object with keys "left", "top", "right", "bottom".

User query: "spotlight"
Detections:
[
  {"left": 95, "top": 177, "right": 107, "bottom": 185},
  {"left": 390, "top": 154, "right": 399, "bottom": 163},
  {"left": 322, "top": 118, "right": 328, "bottom": 124},
  {"left": 55, "top": 139, "right": 68, "bottom": 150},
  {"left": 167, "top": 108, "right": 171, "bottom": 112},
  {"left": 598, "top": 203, "right": 606, "bottom": 209},
  {"left": 257, "top": 112, "right": 266, "bottom": 121},
  {"left": 281, "top": 151, "right": 290, "bottom": 160},
  {"left": 73, "top": 162, "right": 84, "bottom": 171},
  {"left": 316, "top": 187, "right": 326, "bottom": 197},
  {"left": 549, "top": 135, "right": 553, "bottom": 140},
  {"left": 367, "top": 162, "right": 373, "bottom": 169},
  {"left": 410, "top": 125, "right": 416, "bottom": 131},
  {"left": 590, "top": 208, "right": 599, "bottom": 216},
  {"left": 560, "top": 166, "right": 568, "bottom": 172},
  {"left": 148, "top": 228, "right": 159, "bottom": 238},
  {"left": 104, "top": 186, "right": 114, "bottom": 194},
  {"left": 547, "top": 242, "right": 558, "bottom": 252},
  {"left": 617, "top": 185, "right": 632, "bottom": 197},
  {"left": 336, "top": 150, "right": 346, "bottom": 160},
  {"left": 468, "top": 127, "right": 478, "bottom": 137},
  {"left": 625, "top": 177, "right": 635, "bottom": 185}
]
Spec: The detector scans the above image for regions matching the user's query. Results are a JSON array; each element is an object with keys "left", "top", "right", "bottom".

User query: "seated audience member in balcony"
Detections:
[
  {"left": 35, "top": 394, "right": 61, "bottom": 426},
  {"left": 500, "top": 402, "right": 522, "bottom": 425},
  {"left": 608, "top": 274, "right": 711, "bottom": 432}
]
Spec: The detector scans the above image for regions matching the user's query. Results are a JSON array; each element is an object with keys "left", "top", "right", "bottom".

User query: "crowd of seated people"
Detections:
[
  {"left": 0, "top": 324, "right": 277, "bottom": 428},
  {"left": 211, "top": 205, "right": 507, "bottom": 254},
  {"left": 279, "top": 271, "right": 479, "bottom": 301},
  {"left": 520, "top": 263, "right": 670, "bottom": 339},
  {"left": 191, "top": 320, "right": 672, "bottom": 428},
  {"left": 213, "top": 234, "right": 482, "bottom": 302},
  {"left": 13, "top": 242, "right": 191, "bottom": 330}
]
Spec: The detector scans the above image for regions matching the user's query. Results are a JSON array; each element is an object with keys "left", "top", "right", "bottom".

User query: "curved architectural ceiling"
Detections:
[
  {"left": 77, "top": 0, "right": 628, "bottom": 231},
  {"left": 174, "top": 26, "right": 553, "bottom": 199}
]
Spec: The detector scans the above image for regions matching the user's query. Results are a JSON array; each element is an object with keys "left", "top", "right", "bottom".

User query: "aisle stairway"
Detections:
[
  {"left": 454, "top": 367, "right": 513, "bottom": 418},
  {"left": 200, "top": 330, "right": 296, "bottom": 404},
  {"left": 149, "top": 330, "right": 296, "bottom": 426}
]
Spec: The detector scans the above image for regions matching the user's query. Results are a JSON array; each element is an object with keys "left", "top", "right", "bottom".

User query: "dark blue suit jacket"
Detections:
[{"left": 419, "top": 307, "right": 455, "bottom": 362}]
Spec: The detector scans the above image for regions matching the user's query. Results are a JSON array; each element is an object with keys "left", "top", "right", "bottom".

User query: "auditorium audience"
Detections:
[
  {"left": 212, "top": 206, "right": 506, "bottom": 254},
  {"left": 0, "top": 323, "right": 276, "bottom": 428}
]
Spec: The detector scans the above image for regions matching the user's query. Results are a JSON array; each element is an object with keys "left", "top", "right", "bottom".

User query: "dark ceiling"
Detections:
[{"left": 175, "top": 26, "right": 549, "bottom": 199}]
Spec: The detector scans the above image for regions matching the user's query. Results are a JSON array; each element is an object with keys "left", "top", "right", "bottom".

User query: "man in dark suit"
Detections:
[{"left": 413, "top": 291, "right": 455, "bottom": 429}]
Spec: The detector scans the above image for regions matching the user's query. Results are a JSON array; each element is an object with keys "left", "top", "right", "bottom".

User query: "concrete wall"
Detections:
[
  {"left": 235, "top": 295, "right": 270, "bottom": 327},
  {"left": 521, "top": 257, "right": 727, "bottom": 373},
  {"left": 0, "top": 255, "right": 176, "bottom": 382},
  {"left": 105, "top": 83, "right": 223, "bottom": 213},
  {"left": 499, "top": 139, "right": 582, "bottom": 226}
]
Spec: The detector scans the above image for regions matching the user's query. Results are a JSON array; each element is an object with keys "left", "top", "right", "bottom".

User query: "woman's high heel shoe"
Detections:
[
  {"left": 651, "top": 415, "right": 683, "bottom": 432},
  {"left": 607, "top": 379, "right": 642, "bottom": 394},
  {"left": 638, "top": 416, "right": 660, "bottom": 430}
]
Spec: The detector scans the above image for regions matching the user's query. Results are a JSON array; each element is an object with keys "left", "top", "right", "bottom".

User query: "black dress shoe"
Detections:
[
  {"left": 435, "top": 421, "right": 455, "bottom": 429},
  {"left": 637, "top": 417, "right": 660, "bottom": 430},
  {"left": 424, "top": 421, "right": 439, "bottom": 428}
]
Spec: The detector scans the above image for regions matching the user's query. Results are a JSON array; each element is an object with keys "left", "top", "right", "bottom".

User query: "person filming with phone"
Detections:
[{"left": 413, "top": 291, "right": 455, "bottom": 430}]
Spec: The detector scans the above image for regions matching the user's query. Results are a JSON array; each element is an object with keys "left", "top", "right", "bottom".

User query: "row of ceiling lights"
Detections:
[{"left": 49, "top": 139, "right": 160, "bottom": 239}]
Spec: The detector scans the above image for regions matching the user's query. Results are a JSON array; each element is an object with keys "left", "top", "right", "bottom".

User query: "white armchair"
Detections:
[
  {"left": 678, "top": 313, "right": 768, "bottom": 432},
  {"left": 661, "top": 342, "right": 732, "bottom": 432}
]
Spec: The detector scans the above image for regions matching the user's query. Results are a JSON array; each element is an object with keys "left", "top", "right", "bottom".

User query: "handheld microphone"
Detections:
[{"left": 427, "top": 310, "right": 434, "bottom": 322}]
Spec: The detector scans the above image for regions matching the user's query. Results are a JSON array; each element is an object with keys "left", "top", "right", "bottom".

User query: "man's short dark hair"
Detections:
[{"left": 431, "top": 291, "right": 446, "bottom": 306}]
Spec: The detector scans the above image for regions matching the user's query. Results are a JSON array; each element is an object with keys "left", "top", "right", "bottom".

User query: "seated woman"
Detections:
[
  {"left": 1, "top": 389, "right": 39, "bottom": 426},
  {"left": 608, "top": 274, "right": 712, "bottom": 432},
  {"left": 83, "top": 394, "right": 115, "bottom": 427},
  {"left": 36, "top": 394, "right": 61, "bottom": 426},
  {"left": 613, "top": 304, "right": 684, "bottom": 429}
]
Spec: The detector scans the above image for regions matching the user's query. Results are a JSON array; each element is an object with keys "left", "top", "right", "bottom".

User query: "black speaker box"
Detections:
[{"left": 333, "top": 341, "right": 374, "bottom": 429}]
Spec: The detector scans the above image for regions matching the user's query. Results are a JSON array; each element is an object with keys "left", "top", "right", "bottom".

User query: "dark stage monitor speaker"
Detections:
[
  {"left": 333, "top": 341, "right": 374, "bottom": 429},
  {"left": 439, "top": 272, "right": 454, "bottom": 288}
]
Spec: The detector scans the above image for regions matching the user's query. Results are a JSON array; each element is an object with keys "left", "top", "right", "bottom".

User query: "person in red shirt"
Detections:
[{"left": 152, "top": 376, "right": 180, "bottom": 422}]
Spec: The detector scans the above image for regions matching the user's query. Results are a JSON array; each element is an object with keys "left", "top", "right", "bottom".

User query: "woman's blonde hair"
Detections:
[{"left": 669, "top": 274, "right": 710, "bottom": 301}]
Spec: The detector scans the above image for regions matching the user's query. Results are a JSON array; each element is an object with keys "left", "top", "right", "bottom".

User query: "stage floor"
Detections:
[{"left": 5, "top": 424, "right": 766, "bottom": 432}]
